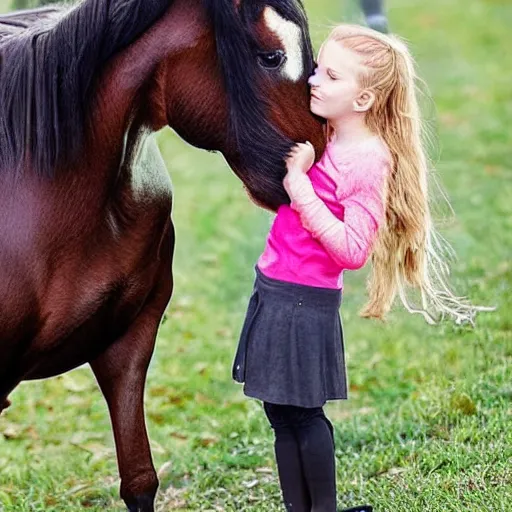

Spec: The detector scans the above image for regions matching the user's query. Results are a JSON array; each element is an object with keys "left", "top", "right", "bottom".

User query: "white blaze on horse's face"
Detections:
[{"left": 263, "top": 7, "right": 303, "bottom": 82}]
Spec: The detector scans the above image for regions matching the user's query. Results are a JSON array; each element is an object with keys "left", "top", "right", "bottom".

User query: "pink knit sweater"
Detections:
[{"left": 257, "top": 136, "right": 391, "bottom": 289}]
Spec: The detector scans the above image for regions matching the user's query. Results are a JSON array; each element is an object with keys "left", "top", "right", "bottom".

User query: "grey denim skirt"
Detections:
[{"left": 232, "top": 266, "right": 348, "bottom": 408}]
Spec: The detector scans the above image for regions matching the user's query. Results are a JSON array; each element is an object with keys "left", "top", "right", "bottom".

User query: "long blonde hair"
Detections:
[{"left": 327, "top": 24, "right": 489, "bottom": 325}]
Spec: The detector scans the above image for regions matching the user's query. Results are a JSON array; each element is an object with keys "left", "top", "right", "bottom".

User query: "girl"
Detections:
[{"left": 233, "top": 24, "right": 484, "bottom": 512}]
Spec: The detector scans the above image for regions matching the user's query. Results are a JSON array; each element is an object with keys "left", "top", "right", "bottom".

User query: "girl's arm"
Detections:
[{"left": 284, "top": 155, "right": 388, "bottom": 270}]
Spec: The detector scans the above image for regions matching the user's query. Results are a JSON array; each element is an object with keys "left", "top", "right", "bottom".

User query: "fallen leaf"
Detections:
[
  {"left": 61, "top": 374, "right": 94, "bottom": 393},
  {"left": 195, "top": 393, "right": 215, "bottom": 405},
  {"left": 76, "top": 442, "right": 114, "bottom": 463},
  {"left": 150, "top": 440, "right": 167, "bottom": 455},
  {"left": 450, "top": 392, "right": 477, "bottom": 415},
  {"left": 157, "top": 462, "right": 172, "bottom": 479},
  {"left": 194, "top": 362, "right": 209, "bottom": 375},
  {"left": 69, "top": 432, "right": 104, "bottom": 445},
  {"left": 2, "top": 423, "right": 24, "bottom": 440},
  {"left": 386, "top": 467, "right": 408, "bottom": 476},
  {"left": 255, "top": 467, "right": 273, "bottom": 474},
  {"left": 170, "top": 431, "right": 188, "bottom": 441},
  {"left": 197, "top": 433, "right": 219, "bottom": 447}
]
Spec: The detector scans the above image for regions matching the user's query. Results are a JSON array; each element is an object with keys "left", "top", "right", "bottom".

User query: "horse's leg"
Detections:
[
  {"left": 90, "top": 260, "right": 172, "bottom": 511},
  {"left": 90, "top": 322, "right": 158, "bottom": 510},
  {"left": 90, "top": 279, "right": 171, "bottom": 511}
]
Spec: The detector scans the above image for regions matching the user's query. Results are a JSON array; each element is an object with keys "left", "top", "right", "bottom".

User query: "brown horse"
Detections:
[{"left": 0, "top": 0, "right": 324, "bottom": 510}]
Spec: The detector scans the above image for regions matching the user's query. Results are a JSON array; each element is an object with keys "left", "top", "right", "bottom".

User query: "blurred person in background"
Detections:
[{"left": 360, "top": 0, "right": 389, "bottom": 33}]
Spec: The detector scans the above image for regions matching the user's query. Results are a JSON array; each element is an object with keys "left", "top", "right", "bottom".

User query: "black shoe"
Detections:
[{"left": 338, "top": 506, "right": 373, "bottom": 512}]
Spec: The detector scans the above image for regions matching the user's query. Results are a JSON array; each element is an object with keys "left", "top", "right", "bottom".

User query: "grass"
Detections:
[{"left": 1, "top": 0, "right": 511, "bottom": 510}]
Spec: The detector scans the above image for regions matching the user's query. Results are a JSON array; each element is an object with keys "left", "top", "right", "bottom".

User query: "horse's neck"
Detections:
[{"left": 91, "top": 0, "right": 205, "bottom": 144}]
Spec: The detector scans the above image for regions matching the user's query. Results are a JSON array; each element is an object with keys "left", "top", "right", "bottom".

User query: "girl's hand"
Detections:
[
  {"left": 283, "top": 142, "right": 316, "bottom": 202},
  {"left": 285, "top": 141, "right": 315, "bottom": 175}
]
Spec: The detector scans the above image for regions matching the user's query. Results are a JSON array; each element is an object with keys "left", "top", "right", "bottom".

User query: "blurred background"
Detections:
[{"left": 0, "top": 0, "right": 511, "bottom": 511}]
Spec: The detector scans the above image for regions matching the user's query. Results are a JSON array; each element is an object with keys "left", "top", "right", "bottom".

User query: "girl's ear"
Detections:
[{"left": 353, "top": 89, "right": 376, "bottom": 112}]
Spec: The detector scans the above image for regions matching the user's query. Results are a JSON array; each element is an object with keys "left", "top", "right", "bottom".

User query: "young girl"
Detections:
[{"left": 233, "top": 24, "right": 483, "bottom": 512}]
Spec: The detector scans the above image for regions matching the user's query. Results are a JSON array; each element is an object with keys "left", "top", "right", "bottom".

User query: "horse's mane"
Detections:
[{"left": 0, "top": 0, "right": 173, "bottom": 177}]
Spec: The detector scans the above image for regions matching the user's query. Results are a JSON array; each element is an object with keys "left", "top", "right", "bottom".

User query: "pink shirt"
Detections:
[{"left": 257, "top": 136, "right": 391, "bottom": 289}]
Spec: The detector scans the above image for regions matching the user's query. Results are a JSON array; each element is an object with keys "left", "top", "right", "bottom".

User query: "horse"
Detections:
[{"left": 0, "top": 0, "right": 325, "bottom": 510}]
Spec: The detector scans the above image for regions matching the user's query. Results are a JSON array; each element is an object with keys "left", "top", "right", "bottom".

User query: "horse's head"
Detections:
[
  {"left": 1, "top": 0, "right": 324, "bottom": 211},
  {"left": 161, "top": 0, "right": 325, "bottom": 211}
]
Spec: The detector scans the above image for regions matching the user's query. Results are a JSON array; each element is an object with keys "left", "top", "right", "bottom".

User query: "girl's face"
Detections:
[{"left": 308, "top": 40, "right": 364, "bottom": 121}]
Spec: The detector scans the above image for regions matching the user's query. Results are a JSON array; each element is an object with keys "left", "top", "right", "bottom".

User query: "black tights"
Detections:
[{"left": 264, "top": 402, "right": 337, "bottom": 512}]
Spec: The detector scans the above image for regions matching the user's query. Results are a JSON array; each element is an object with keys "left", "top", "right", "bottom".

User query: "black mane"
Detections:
[{"left": 0, "top": 0, "right": 173, "bottom": 177}]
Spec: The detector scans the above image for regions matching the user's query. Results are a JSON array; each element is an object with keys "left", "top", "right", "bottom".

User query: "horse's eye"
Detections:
[{"left": 257, "top": 50, "right": 286, "bottom": 70}]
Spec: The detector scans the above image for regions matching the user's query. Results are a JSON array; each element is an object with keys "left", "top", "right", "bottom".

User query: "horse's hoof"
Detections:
[
  {"left": 338, "top": 506, "right": 373, "bottom": 512},
  {"left": 126, "top": 493, "right": 155, "bottom": 512}
]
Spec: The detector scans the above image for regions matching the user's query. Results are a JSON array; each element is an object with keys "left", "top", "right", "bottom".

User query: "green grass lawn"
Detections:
[{"left": 1, "top": 0, "right": 511, "bottom": 511}]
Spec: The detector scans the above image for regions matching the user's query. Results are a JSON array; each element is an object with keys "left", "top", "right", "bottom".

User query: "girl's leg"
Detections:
[
  {"left": 294, "top": 409, "right": 373, "bottom": 512},
  {"left": 265, "top": 402, "right": 373, "bottom": 512},
  {"left": 293, "top": 407, "right": 337, "bottom": 511},
  {"left": 264, "top": 403, "right": 312, "bottom": 512},
  {"left": 265, "top": 402, "right": 337, "bottom": 511}
]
